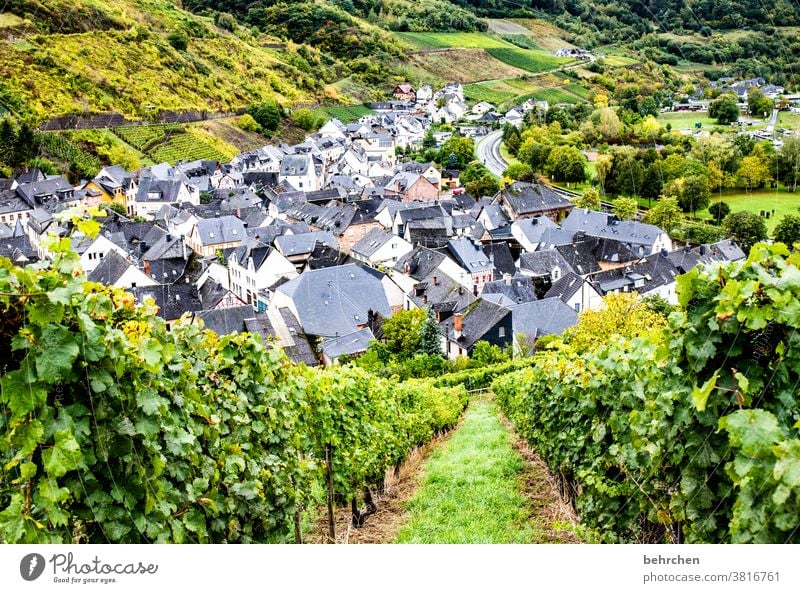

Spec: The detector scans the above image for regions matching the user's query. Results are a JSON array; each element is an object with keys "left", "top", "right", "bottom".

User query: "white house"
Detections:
[
  {"left": 227, "top": 240, "right": 298, "bottom": 307},
  {"left": 279, "top": 154, "right": 320, "bottom": 191},
  {"left": 351, "top": 228, "right": 413, "bottom": 267}
]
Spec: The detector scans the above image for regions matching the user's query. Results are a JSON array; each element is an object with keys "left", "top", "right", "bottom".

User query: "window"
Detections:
[
  {"left": 498, "top": 327, "right": 505, "bottom": 338},
  {"left": 574, "top": 303, "right": 581, "bottom": 312}
]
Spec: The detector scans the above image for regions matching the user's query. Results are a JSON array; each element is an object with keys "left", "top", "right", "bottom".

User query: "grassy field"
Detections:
[
  {"left": 517, "top": 87, "right": 583, "bottom": 105},
  {"left": 657, "top": 112, "right": 720, "bottom": 130},
  {"left": 399, "top": 31, "right": 517, "bottom": 50},
  {"left": 194, "top": 118, "right": 267, "bottom": 152},
  {"left": 463, "top": 83, "right": 517, "bottom": 105},
  {"left": 409, "top": 48, "right": 527, "bottom": 83},
  {"left": 486, "top": 48, "right": 569, "bottom": 74},
  {"left": 504, "top": 19, "right": 577, "bottom": 51},
  {"left": 312, "top": 104, "right": 373, "bottom": 124},
  {"left": 395, "top": 402, "right": 545, "bottom": 544},
  {"left": 778, "top": 112, "right": 800, "bottom": 132},
  {"left": 700, "top": 187, "right": 800, "bottom": 233}
]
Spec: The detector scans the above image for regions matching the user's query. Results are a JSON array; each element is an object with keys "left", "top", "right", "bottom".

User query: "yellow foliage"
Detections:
[{"left": 563, "top": 292, "right": 667, "bottom": 352}]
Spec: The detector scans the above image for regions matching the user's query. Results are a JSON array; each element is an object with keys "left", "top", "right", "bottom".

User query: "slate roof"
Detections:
[
  {"left": 87, "top": 251, "right": 135, "bottom": 285},
  {"left": 394, "top": 246, "right": 477, "bottom": 311},
  {"left": 146, "top": 258, "right": 187, "bottom": 284},
  {"left": 497, "top": 182, "right": 574, "bottom": 217},
  {"left": 481, "top": 274, "right": 538, "bottom": 305},
  {"left": 544, "top": 271, "right": 586, "bottom": 303},
  {"left": 280, "top": 154, "right": 311, "bottom": 177},
  {"left": 194, "top": 216, "right": 246, "bottom": 246},
  {"left": 351, "top": 228, "right": 396, "bottom": 259},
  {"left": 590, "top": 251, "right": 681, "bottom": 296},
  {"left": 231, "top": 239, "right": 272, "bottom": 270},
  {"left": 561, "top": 208, "right": 665, "bottom": 254},
  {"left": 136, "top": 177, "right": 183, "bottom": 203},
  {"left": 276, "top": 264, "right": 390, "bottom": 337},
  {"left": 274, "top": 230, "right": 338, "bottom": 256},
  {"left": 15, "top": 175, "right": 73, "bottom": 208},
  {"left": 512, "top": 216, "right": 559, "bottom": 244},
  {"left": 321, "top": 328, "right": 375, "bottom": 360},
  {"left": 518, "top": 249, "right": 575, "bottom": 277},
  {"left": 305, "top": 243, "right": 353, "bottom": 270},
  {"left": 482, "top": 242, "right": 516, "bottom": 277},
  {"left": 131, "top": 282, "right": 204, "bottom": 321},
  {"left": 510, "top": 297, "right": 579, "bottom": 338},
  {"left": 0, "top": 234, "right": 38, "bottom": 264},
  {"left": 440, "top": 299, "right": 510, "bottom": 349},
  {"left": 447, "top": 237, "right": 493, "bottom": 274}
]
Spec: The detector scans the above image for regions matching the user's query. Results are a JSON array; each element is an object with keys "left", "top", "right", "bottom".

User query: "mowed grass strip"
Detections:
[
  {"left": 486, "top": 47, "right": 568, "bottom": 73},
  {"left": 396, "top": 401, "right": 543, "bottom": 543}
]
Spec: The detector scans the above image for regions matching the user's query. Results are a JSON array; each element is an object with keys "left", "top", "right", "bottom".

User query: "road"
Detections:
[
  {"left": 766, "top": 108, "right": 779, "bottom": 134},
  {"left": 476, "top": 130, "right": 508, "bottom": 177}
]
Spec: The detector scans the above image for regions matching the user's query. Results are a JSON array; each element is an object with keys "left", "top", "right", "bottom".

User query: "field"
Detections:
[
  {"left": 517, "top": 87, "right": 583, "bottom": 105},
  {"left": 465, "top": 75, "right": 588, "bottom": 109},
  {"left": 408, "top": 49, "right": 527, "bottom": 83},
  {"left": 113, "top": 123, "right": 237, "bottom": 165},
  {"left": 194, "top": 118, "right": 267, "bottom": 152},
  {"left": 398, "top": 32, "right": 517, "bottom": 50},
  {"left": 778, "top": 112, "right": 800, "bottom": 131},
  {"left": 503, "top": 19, "right": 577, "bottom": 52},
  {"left": 699, "top": 187, "right": 800, "bottom": 234},
  {"left": 656, "top": 112, "right": 720, "bottom": 130},
  {"left": 485, "top": 48, "right": 569, "bottom": 74},
  {"left": 463, "top": 83, "right": 516, "bottom": 105}
]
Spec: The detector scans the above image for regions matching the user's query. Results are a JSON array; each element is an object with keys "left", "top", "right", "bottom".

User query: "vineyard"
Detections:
[
  {"left": 0, "top": 228, "right": 467, "bottom": 544},
  {"left": 485, "top": 48, "right": 568, "bottom": 74},
  {"left": 493, "top": 243, "right": 800, "bottom": 543},
  {"left": 313, "top": 105, "right": 372, "bottom": 124},
  {"left": 113, "top": 125, "right": 235, "bottom": 165},
  {"left": 36, "top": 132, "right": 102, "bottom": 178}
]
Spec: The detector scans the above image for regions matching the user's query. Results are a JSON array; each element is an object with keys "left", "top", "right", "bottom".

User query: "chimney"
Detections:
[
  {"left": 181, "top": 235, "right": 187, "bottom": 260},
  {"left": 403, "top": 260, "right": 411, "bottom": 275},
  {"left": 454, "top": 312, "right": 463, "bottom": 339},
  {"left": 660, "top": 248, "right": 669, "bottom": 257},
  {"left": 503, "top": 273, "right": 512, "bottom": 286},
  {"left": 144, "top": 260, "right": 151, "bottom": 277},
  {"left": 423, "top": 294, "right": 428, "bottom": 304},
  {"left": 432, "top": 275, "right": 438, "bottom": 286}
]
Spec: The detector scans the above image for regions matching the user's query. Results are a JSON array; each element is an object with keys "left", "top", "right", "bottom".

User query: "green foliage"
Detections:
[
  {"left": 612, "top": 197, "right": 638, "bottom": 221},
  {"left": 484, "top": 48, "right": 566, "bottom": 74},
  {"left": 469, "top": 341, "right": 510, "bottom": 367},
  {"left": 574, "top": 187, "right": 601, "bottom": 210},
  {"left": 643, "top": 197, "right": 682, "bottom": 233},
  {"left": 504, "top": 162, "right": 532, "bottom": 181},
  {"left": 724, "top": 211, "right": 768, "bottom": 252},
  {"left": 237, "top": 114, "right": 261, "bottom": 133},
  {"left": 248, "top": 102, "right": 281, "bottom": 133},
  {"left": 437, "top": 136, "right": 475, "bottom": 169},
  {"left": 0, "top": 231, "right": 467, "bottom": 543},
  {"left": 674, "top": 222, "right": 727, "bottom": 245},
  {"left": 113, "top": 125, "right": 233, "bottom": 166},
  {"left": 494, "top": 243, "right": 800, "bottom": 543},
  {"left": 677, "top": 175, "right": 711, "bottom": 215},
  {"left": 465, "top": 174, "right": 500, "bottom": 199},
  {"left": 708, "top": 201, "right": 731, "bottom": 225},
  {"left": 167, "top": 28, "right": 189, "bottom": 51},
  {"left": 291, "top": 109, "right": 322, "bottom": 132},
  {"left": 709, "top": 94, "right": 740, "bottom": 125},
  {"left": 774, "top": 214, "right": 800, "bottom": 248}
]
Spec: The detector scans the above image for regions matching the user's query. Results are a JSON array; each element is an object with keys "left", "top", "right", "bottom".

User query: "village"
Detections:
[{"left": 0, "top": 80, "right": 745, "bottom": 367}]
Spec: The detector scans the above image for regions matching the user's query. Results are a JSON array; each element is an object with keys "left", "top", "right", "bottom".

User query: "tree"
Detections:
[
  {"left": 167, "top": 28, "right": 189, "bottom": 51},
  {"left": 248, "top": 101, "right": 281, "bottom": 132},
  {"left": 575, "top": 187, "right": 601, "bottom": 210},
  {"left": 595, "top": 154, "right": 613, "bottom": 193},
  {"left": 517, "top": 139, "right": 552, "bottom": 173},
  {"left": 612, "top": 197, "right": 639, "bottom": 221},
  {"left": 746, "top": 87, "right": 774, "bottom": 118},
  {"left": 778, "top": 134, "right": 800, "bottom": 192},
  {"left": 238, "top": 114, "right": 262, "bottom": 133},
  {"left": 598, "top": 107, "right": 622, "bottom": 139},
  {"left": 708, "top": 93, "right": 740, "bottom": 125},
  {"left": 470, "top": 341, "right": 509, "bottom": 367},
  {"left": 638, "top": 96, "right": 659, "bottom": 118},
  {"left": 723, "top": 211, "right": 767, "bottom": 252},
  {"left": 417, "top": 309, "right": 443, "bottom": 357},
  {"left": 736, "top": 155, "right": 771, "bottom": 191},
  {"left": 562, "top": 292, "right": 667, "bottom": 352},
  {"left": 292, "top": 108, "right": 318, "bottom": 131},
  {"left": 641, "top": 162, "right": 664, "bottom": 204},
  {"left": 708, "top": 201, "right": 731, "bottom": 225},
  {"left": 438, "top": 136, "right": 475, "bottom": 169},
  {"left": 504, "top": 162, "right": 532, "bottom": 180},
  {"left": 465, "top": 174, "right": 500, "bottom": 198},
  {"left": 422, "top": 130, "right": 436, "bottom": 149},
  {"left": 678, "top": 175, "right": 710, "bottom": 216},
  {"left": 546, "top": 145, "right": 587, "bottom": 183},
  {"left": 774, "top": 214, "right": 800, "bottom": 248},
  {"left": 643, "top": 197, "right": 682, "bottom": 233},
  {"left": 381, "top": 309, "right": 427, "bottom": 359}
]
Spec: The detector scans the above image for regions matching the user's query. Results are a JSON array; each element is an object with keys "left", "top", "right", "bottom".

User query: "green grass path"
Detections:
[{"left": 396, "top": 401, "right": 544, "bottom": 543}]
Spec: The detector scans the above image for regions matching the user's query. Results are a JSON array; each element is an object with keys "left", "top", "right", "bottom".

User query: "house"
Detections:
[
  {"left": 471, "top": 102, "right": 495, "bottom": 116},
  {"left": 320, "top": 327, "right": 375, "bottom": 366},
  {"left": 441, "top": 169, "right": 460, "bottom": 190},
  {"left": 544, "top": 271, "right": 603, "bottom": 312},
  {"left": 15, "top": 175, "right": 78, "bottom": 211},
  {"left": 194, "top": 305, "right": 319, "bottom": 366},
  {"left": 271, "top": 264, "right": 392, "bottom": 338},
  {"left": 589, "top": 250, "right": 682, "bottom": 304},
  {"left": 495, "top": 182, "right": 575, "bottom": 222},
  {"left": 391, "top": 246, "right": 476, "bottom": 315},
  {"left": 399, "top": 162, "right": 442, "bottom": 188},
  {"left": 0, "top": 182, "right": 33, "bottom": 226},
  {"left": 74, "top": 232, "right": 128, "bottom": 274},
  {"left": 439, "top": 299, "right": 512, "bottom": 359},
  {"left": 393, "top": 84, "right": 416, "bottom": 102},
  {"left": 274, "top": 230, "right": 339, "bottom": 268},
  {"left": 561, "top": 208, "right": 672, "bottom": 256},
  {"left": 510, "top": 217, "right": 570, "bottom": 252},
  {"left": 517, "top": 249, "right": 576, "bottom": 297},
  {"left": 279, "top": 154, "right": 319, "bottom": 191},
  {"left": 481, "top": 274, "right": 538, "bottom": 307},
  {"left": 554, "top": 235, "right": 638, "bottom": 276},
  {"left": 188, "top": 215, "right": 246, "bottom": 257},
  {"left": 351, "top": 228, "right": 413, "bottom": 267},
  {"left": 227, "top": 239, "right": 297, "bottom": 308},
  {"left": 416, "top": 85, "right": 433, "bottom": 104},
  {"left": 130, "top": 283, "right": 205, "bottom": 330},
  {"left": 504, "top": 107, "right": 525, "bottom": 127},
  {"left": 87, "top": 251, "right": 156, "bottom": 289},
  {"left": 386, "top": 171, "right": 439, "bottom": 202},
  {"left": 447, "top": 237, "right": 495, "bottom": 295},
  {"left": 132, "top": 178, "right": 198, "bottom": 219},
  {"left": 509, "top": 297, "right": 579, "bottom": 343}
]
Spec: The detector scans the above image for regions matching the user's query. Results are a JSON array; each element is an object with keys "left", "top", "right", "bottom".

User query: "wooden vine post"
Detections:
[{"left": 325, "top": 443, "right": 335, "bottom": 543}]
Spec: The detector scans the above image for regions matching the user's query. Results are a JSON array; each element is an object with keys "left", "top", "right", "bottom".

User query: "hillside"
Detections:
[{"left": 0, "top": 0, "right": 390, "bottom": 121}]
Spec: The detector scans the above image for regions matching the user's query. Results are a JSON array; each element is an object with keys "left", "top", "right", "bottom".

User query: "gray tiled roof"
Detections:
[
  {"left": 518, "top": 249, "right": 575, "bottom": 278},
  {"left": 447, "top": 237, "right": 494, "bottom": 274},
  {"left": 277, "top": 264, "right": 390, "bottom": 337},
  {"left": 321, "top": 328, "right": 375, "bottom": 360},
  {"left": 482, "top": 274, "right": 538, "bottom": 305},
  {"left": 352, "top": 228, "right": 395, "bottom": 258},
  {"left": 87, "top": 251, "right": 134, "bottom": 285},
  {"left": 561, "top": 208, "right": 665, "bottom": 253},
  {"left": 510, "top": 297, "right": 578, "bottom": 338},
  {"left": 439, "top": 299, "right": 510, "bottom": 349},
  {"left": 280, "top": 154, "right": 311, "bottom": 177},
  {"left": 498, "top": 182, "right": 574, "bottom": 216},
  {"left": 544, "top": 271, "right": 585, "bottom": 303},
  {"left": 194, "top": 215, "right": 246, "bottom": 246},
  {"left": 275, "top": 230, "right": 338, "bottom": 256}
]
